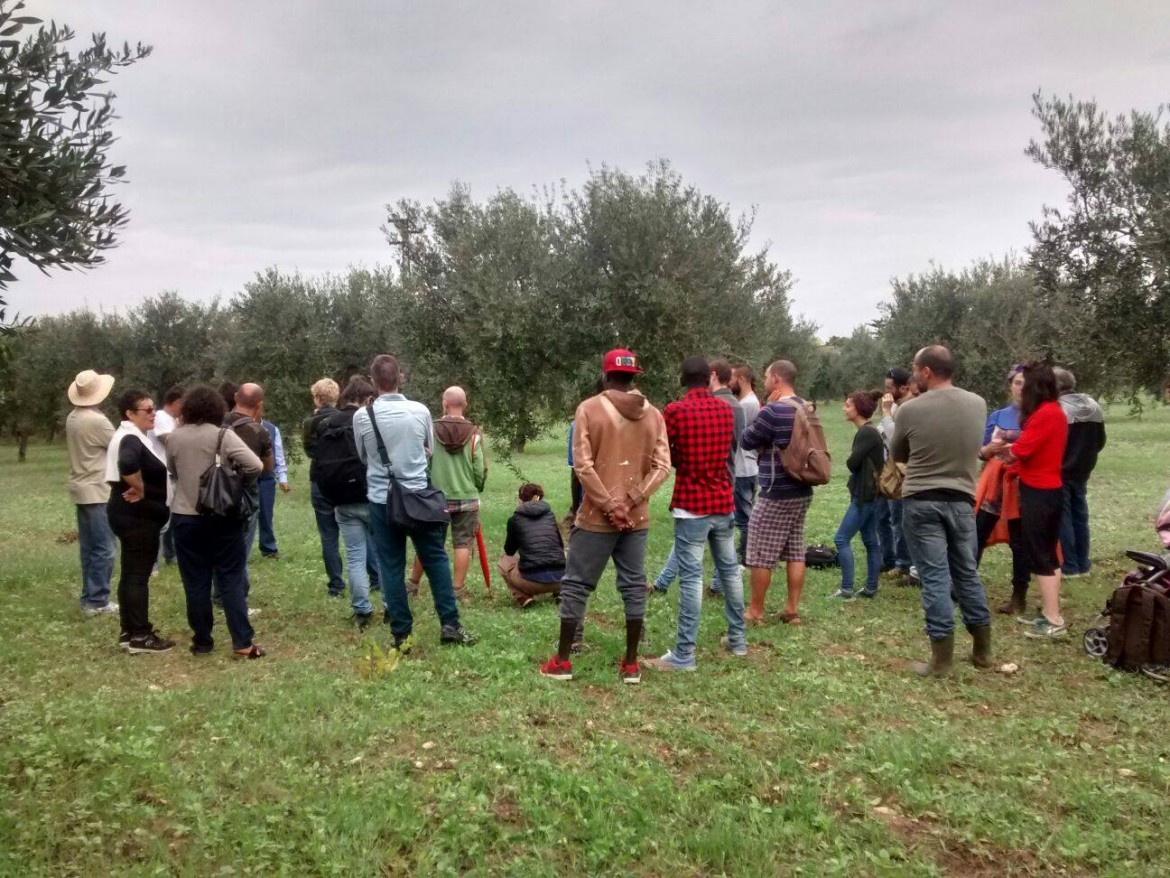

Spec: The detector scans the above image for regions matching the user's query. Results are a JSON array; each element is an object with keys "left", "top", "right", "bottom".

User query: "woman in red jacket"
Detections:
[{"left": 988, "top": 362, "right": 1068, "bottom": 638}]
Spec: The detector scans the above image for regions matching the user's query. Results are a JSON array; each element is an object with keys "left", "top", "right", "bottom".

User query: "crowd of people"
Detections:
[{"left": 63, "top": 343, "right": 1105, "bottom": 680}]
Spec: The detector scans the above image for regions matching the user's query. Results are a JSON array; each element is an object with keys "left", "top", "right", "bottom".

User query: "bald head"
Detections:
[
  {"left": 442, "top": 386, "right": 467, "bottom": 415},
  {"left": 912, "top": 345, "right": 955, "bottom": 392},
  {"left": 235, "top": 382, "right": 264, "bottom": 414}
]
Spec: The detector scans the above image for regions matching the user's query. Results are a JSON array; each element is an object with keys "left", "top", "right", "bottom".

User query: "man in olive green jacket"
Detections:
[{"left": 410, "top": 386, "right": 487, "bottom": 598}]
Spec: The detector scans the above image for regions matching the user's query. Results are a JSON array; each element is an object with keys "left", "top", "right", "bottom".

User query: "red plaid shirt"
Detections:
[{"left": 663, "top": 387, "right": 735, "bottom": 515}]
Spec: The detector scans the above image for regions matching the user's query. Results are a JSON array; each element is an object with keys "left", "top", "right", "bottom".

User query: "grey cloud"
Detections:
[{"left": 15, "top": 0, "right": 1170, "bottom": 335}]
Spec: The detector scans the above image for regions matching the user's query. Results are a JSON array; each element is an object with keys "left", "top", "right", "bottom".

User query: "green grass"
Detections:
[{"left": 2, "top": 406, "right": 1169, "bottom": 876}]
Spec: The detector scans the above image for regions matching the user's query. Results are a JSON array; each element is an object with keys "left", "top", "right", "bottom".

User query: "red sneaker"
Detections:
[
  {"left": 619, "top": 659, "right": 641, "bottom": 685},
  {"left": 539, "top": 655, "right": 573, "bottom": 680}
]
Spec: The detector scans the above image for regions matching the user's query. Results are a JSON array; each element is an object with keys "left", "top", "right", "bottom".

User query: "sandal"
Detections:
[
  {"left": 775, "top": 611, "right": 802, "bottom": 626},
  {"left": 744, "top": 613, "right": 768, "bottom": 627},
  {"left": 233, "top": 644, "right": 267, "bottom": 659}
]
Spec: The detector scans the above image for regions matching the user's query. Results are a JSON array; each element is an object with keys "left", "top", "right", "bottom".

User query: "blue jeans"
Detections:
[
  {"left": 335, "top": 503, "right": 382, "bottom": 615},
  {"left": 1059, "top": 480, "right": 1091, "bottom": 575},
  {"left": 257, "top": 475, "right": 278, "bottom": 556},
  {"left": 834, "top": 500, "right": 881, "bottom": 595},
  {"left": 902, "top": 499, "right": 991, "bottom": 640},
  {"left": 76, "top": 503, "right": 116, "bottom": 609},
  {"left": 217, "top": 501, "right": 260, "bottom": 604},
  {"left": 311, "top": 482, "right": 346, "bottom": 595},
  {"left": 654, "top": 534, "right": 730, "bottom": 592},
  {"left": 877, "top": 497, "right": 910, "bottom": 570},
  {"left": 368, "top": 502, "right": 460, "bottom": 638},
  {"left": 172, "top": 513, "right": 254, "bottom": 650},
  {"left": 672, "top": 514, "right": 745, "bottom": 665},
  {"left": 733, "top": 476, "right": 757, "bottom": 564},
  {"left": 160, "top": 515, "right": 176, "bottom": 564}
]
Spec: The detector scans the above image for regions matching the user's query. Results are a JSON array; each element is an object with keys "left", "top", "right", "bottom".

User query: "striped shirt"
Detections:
[{"left": 738, "top": 396, "right": 814, "bottom": 501}]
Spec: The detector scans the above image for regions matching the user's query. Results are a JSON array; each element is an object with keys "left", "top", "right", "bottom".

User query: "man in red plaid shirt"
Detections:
[{"left": 646, "top": 356, "right": 747, "bottom": 672}]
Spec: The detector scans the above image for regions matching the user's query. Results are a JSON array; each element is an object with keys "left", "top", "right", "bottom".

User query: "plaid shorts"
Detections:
[{"left": 745, "top": 496, "right": 812, "bottom": 568}]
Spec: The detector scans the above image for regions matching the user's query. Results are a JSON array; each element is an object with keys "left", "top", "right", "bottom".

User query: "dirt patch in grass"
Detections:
[{"left": 866, "top": 802, "right": 1057, "bottom": 877}]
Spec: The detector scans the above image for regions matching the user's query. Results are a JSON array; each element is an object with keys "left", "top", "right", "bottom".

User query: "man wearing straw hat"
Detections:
[{"left": 66, "top": 369, "right": 119, "bottom": 616}]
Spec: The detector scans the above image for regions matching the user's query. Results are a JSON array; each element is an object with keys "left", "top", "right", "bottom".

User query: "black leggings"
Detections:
[
  {"left": 108, "top": 508, "right": 163, "bottom": 637},
  {"left": 975, "top": 509, "right": 1028, "bottom": 594}
]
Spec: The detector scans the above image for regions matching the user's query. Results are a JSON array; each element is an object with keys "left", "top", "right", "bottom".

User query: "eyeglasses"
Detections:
[{"left": 135, "top": 406, "right": 156, "bottom": 414}]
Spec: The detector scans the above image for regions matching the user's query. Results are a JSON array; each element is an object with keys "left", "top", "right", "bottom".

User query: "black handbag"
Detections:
[
  {"left": 365, "top": 404, "right": 450, "bottom": 532},
  {"left": 196, "top": 426, "right": 257, "bottom": 521}
]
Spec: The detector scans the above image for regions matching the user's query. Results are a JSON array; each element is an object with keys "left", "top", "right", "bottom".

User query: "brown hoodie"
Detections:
[
  {"left": 572, "top": 389, "right": 671, "bottom": 533},
  {"left": 434, "top": 416, "right": 477, "bottom": 453}
]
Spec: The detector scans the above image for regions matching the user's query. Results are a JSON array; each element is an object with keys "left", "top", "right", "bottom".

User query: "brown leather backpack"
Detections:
[
  {"left": 1105, "top": 585, "right": 1170, "bottom": 670},
  {"left": 776, "top": 398, "right": 832, "bottom": 487}
]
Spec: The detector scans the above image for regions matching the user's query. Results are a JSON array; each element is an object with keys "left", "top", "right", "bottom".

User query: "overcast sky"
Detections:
[{"left": 12, "top": 0, "right": 1170, "bottom": 336}]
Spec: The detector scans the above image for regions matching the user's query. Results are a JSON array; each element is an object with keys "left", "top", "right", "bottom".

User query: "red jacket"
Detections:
[{"left": 1010, "top": 400, "right": 1068, "bottom": 490}]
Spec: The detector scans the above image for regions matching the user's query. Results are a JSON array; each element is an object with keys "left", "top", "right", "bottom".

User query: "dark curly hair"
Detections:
[
  {"left": 115, "top": 389, "right": 151, "bottom": 421},
  {"left": 181, "top": 385, "right": 227, "bottom": 426},
  {"left": 847, "top": 390, "right": 880, "bottom": 421}
]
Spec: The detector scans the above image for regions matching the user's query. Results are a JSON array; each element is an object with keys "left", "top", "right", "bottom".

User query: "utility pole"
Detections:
[{"left": 384, "top": 212, "right": 424, "bottom": 278}]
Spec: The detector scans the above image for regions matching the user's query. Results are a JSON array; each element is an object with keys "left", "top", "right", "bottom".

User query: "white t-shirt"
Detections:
[{"left": 151, "top": 408, "right": 177, "bottom": 439}]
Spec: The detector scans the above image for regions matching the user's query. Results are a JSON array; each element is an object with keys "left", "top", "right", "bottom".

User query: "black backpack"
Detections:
[
  {"left": 313, "top": 409, "right": 368, "bottom": 506},
  {"left": 805, "top": 544, "right": 839, "bottom": 569}
]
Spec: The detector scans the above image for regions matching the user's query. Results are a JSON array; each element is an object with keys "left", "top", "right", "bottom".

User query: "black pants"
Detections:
[
  {"left": 108, "top": 509, "right": 163, "bottom": 637},
  {"left": 569, "top": 470, "right": 583, "bottom": 518},
  {"left": 975, "top": 508, "right": 1028, "bottom": 593},
  {"left": 173, "top": 513, "right": 254, "bottom": 650}
]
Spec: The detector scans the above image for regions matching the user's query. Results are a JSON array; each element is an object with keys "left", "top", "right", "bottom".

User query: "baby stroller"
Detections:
[{"left": 1083, "top": 490, "right": 1170, "bottom": 681}]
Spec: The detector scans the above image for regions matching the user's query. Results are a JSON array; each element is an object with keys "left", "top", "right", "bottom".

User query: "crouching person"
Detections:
[{"left": 499, "top": 483, "right": 566, "bottom": 607}]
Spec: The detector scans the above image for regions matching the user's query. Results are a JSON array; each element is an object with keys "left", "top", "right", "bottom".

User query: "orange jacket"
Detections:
[{"left": 975, "top": 457, "right": 1019, "bottom": 548}]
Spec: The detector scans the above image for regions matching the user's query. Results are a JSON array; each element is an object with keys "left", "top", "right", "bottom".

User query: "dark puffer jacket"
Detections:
[{"left": 504, "top": 500, "right": 566, "bottom": 576}]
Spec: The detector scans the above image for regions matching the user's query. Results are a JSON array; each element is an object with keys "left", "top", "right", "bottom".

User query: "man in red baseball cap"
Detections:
[{"left": 540, "top": 349, "right": 670, "bottom": 684}]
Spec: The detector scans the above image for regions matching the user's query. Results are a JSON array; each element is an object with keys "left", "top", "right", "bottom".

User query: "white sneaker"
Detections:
[
  {"left": 82, "top": 602, "right": 119, "bottom": 617},
  {"left": 247, "top": 607, "right": 261, "bottom": 618}
]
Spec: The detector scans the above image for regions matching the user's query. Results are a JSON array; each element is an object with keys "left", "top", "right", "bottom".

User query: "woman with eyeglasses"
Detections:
[
  {"left": 975, "top": 365, "right": 1030, "bottom": 615},
  {"left": 105, "top": 389, "right": 175, "bottom": 653}
]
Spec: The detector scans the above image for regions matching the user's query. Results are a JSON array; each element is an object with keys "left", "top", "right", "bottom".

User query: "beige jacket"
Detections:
[
  {"left": 66, "top": 407, "right": 115, "bottom": 505},
  {"left": 572, "top": 390, "right": 671, "bottom": 533}
]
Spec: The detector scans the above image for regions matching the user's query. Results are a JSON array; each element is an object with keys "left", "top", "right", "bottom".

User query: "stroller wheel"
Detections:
[
  {"left": 1083, "top": 627, "right": 1109, "bottom": 658},
  {"left": 1140, "top": 664, "right": 1170, "bottom": 684}
]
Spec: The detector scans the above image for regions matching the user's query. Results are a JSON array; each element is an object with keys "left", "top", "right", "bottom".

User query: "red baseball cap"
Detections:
[{"left": 602, "top": 348, "right": 642, "bottom": 375}]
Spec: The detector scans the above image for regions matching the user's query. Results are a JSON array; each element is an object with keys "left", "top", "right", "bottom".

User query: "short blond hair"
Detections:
[{"left": 310, "top": 377, "right": 339, "bottom": 406}]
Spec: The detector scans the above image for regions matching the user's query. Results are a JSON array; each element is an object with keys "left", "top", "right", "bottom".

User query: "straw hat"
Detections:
[{"left": 67, "top": 370, "right": 115, "bottom": 407}]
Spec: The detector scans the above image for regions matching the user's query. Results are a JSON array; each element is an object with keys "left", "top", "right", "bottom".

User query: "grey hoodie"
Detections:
[{"left": 1059, "top": 392, "right": 1106, "bottom": 481}]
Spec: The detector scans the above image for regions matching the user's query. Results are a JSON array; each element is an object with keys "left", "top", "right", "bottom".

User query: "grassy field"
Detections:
[{"left": 1, "top": 403, "right": 1168, "bottom": 876}]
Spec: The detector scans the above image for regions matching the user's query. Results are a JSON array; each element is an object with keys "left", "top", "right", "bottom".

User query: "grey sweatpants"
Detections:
[{"left": 558, "top": 527, "right": 649, "bottom": 623}]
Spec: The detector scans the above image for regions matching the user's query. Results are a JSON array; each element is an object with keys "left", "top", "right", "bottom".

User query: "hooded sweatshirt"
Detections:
[
  {"left": 1059, "top": 392, "right": 1106, "bottom": 482},
  {"left": 572, "top": 389, "right": 671, "bottom": 533},
  {"left": 429, "top": 415, "right": 487, "bottom": 502}
]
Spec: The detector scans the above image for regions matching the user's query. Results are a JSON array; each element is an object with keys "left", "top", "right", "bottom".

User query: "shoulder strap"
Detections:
[
  {"left": 365, "top": 403, "right": 394, "bottom": 475},
  {"left": 213, "top": 425, "right": 228, "bottom": 466}
]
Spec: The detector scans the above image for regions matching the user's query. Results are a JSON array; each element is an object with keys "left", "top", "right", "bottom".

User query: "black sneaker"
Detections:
[
  {"left": 440, "top": 623, "right": 477, "bottom": 646},
  {"left": 353, "top": 612, "right": 373, "bottom": 630},
  {"left": 190, "top": 642, "right": 214, "bottom": 656},
  {"left": 127, "top": 632, "right": 175, "bottom": 654},
  {"left": 119, "top": 631, "right": 130, "bottom": 650},
  {"left": 392, "top": 633, "right": 413, "bottom": 654}
]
